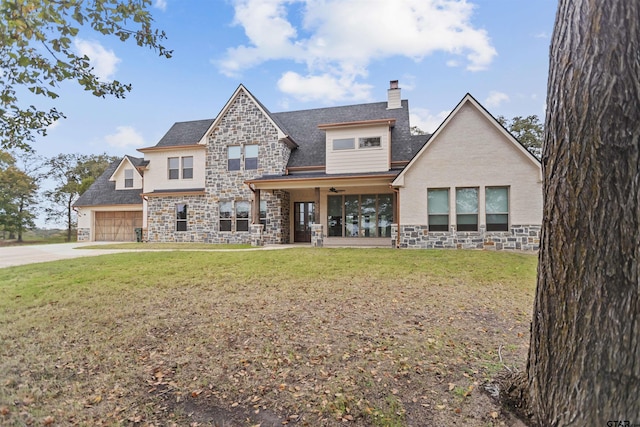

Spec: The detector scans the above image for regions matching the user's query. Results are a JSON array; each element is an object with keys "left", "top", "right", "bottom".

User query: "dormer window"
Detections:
[
  {"left": 359, "top": 137, "right": 381, "bottom": 148},
  {"left": 333, "top": 138, "right": 355, "bottom": 150},
  {"left": 124, "top": 169, "right": 134, "bottom": 188}
]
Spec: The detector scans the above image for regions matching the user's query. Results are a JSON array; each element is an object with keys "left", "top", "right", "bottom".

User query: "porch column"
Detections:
[
  {"left": 252, "top": 189, "right": 261, "bottom": 225},
  {"left": 314, "top": 187, "right": 320, "bottom": 223}
]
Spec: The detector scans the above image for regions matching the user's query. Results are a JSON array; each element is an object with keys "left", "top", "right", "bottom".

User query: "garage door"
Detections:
[{"left": 94, "top": 211, "right": 143, "bottom": 241}]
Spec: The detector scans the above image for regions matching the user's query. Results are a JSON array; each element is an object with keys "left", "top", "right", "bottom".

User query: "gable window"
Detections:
[
  {"left": 176, "top": 204, "right": 187, "bottom": 231},
  {"left": 245, "top": 145, "right": 258, "bottom": 170},
  {"left": 236, "top": 201, "right": 250, "bottom": 232},
  {"left": 456, "top": 188, "right": 478, "bottom": 231},
  {"left": 333, "top": 138, "right": 355, "bottom": 150},
  {"left": 359, "top": 136, "right": 381, "bottom": 148},
  {"left": 228, "top": 146, "right": 241, "bottom": 171},
  {"left": 124, "top": 169, "right": 134, "bottom": 188},
  {"left": 486, "top": 187, "right": 509, "bottom": 231},
  {"left": 168, "top": 157, "right": 179, "bottom": 180},
  {"left": 428, "top": 188, "right": 449, "bottom": 231},
  {"left": 220, "top": 201, "right": 232, "bottom": 231},
  {"left": 182, "top": 156, "right": 193, "bottom": 179}
]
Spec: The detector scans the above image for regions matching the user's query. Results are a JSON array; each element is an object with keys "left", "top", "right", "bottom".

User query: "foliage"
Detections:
[
  {"left": 410, "top": 125, "right": 428, "bottom": 135},
  {"left": 0, "top": 150, "right": 38, "bottom": 240},
  {"left": 497, "top": 115, "right": 543, "bottom": 158},
  {"left": 0, "top": 0, "right": 171, "bottom": 151},
  {"left": 0, "top": 248, "right": 537, "bottom": 426},
  {"left": 43, "top": 152, "right": 118, "bottom": 240}
]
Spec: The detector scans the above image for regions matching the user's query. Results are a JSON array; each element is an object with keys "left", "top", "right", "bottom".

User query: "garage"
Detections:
[{"left": 94, "top": 211, "right": 143, "bottom": 241}]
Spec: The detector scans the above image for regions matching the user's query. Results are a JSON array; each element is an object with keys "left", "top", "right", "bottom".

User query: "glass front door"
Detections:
[{"left": 294, "top": 202, "right": 315, "bottom": 242}]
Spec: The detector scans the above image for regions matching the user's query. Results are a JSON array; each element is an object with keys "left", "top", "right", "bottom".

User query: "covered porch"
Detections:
[{"left": 246, "top": 171, "right": 400, "bottom": 247}]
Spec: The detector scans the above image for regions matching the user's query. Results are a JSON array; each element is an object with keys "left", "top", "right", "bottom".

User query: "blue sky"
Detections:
[{"left": 30, "top": 0, "right": 557, "bottom": 159}]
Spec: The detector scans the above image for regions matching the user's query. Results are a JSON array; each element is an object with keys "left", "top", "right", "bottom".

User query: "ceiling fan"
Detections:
[{"left": 329, "top": 187, "right": 346, "bottom": 193}]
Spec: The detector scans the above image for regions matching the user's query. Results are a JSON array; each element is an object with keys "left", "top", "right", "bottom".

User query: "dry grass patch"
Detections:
[{"left": 0, "top": 248, "right": 536, "bottom": 426}]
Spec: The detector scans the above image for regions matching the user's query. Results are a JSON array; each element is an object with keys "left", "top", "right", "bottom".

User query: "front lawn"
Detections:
[{"left": 0, "top": 248, "right": 536, "bottom": 426}]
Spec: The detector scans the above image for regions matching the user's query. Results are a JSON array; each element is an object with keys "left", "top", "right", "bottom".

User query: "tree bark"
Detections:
[{"left": 527, "top": 1, "right": 640, "bottom": 425}]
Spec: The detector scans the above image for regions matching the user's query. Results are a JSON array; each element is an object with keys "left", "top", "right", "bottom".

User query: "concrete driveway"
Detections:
[{"left": 0, "top": 242, "right": 132, "bottom": 269}]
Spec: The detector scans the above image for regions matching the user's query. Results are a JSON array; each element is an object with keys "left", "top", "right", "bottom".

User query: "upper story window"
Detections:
[
  {"left": 486, "top": 187, "right": 509, "bottom": 231},
  {"left": 359, "top": 137, "right": 381, "bottom": 148},
  {"left": 124, "top": 169, "right": 134, "bottom": 188},
  {"left": 427, "top": 188, "right": 449, "bottom": 231},
  {"left": 333, "top": 138, "right": 355, "bottom": 150},
  {"left": 182, "top": 156, "right": 193, "bottom": 179},
  {"left": 456, "top": 187, "right": 479, "bottom": 232},
  {"left": 245, "top": 145, "right": 258, "bottom": 170},
  {"left": 176, "top": 204, "right": 187, "bottom": 231},
  {"left": 168, "top": 157, "right": 179, "bottom": 180},
  {"left": 228, "top": 146, "right": 241, "bottom": 171},
  {"left": 228, "top": 145, "right": 259, "bottom": 171}
]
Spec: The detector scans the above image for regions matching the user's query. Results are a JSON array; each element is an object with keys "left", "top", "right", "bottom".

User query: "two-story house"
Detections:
[{"left": 74, "top": 81, "right": 542, "bottom": 250}]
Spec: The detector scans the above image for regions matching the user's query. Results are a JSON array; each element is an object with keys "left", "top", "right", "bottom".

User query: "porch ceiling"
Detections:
[{"left": 246, "top": 171, "right": 400, "bottom": 191}]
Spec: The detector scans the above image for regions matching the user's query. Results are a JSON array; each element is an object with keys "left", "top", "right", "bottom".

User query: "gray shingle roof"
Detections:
[
  {"left": 154, "top": 119, "right": 214, "bottom": 147},
  {"left": 74, "top": 157, "right": 143, "bottom": 207}
]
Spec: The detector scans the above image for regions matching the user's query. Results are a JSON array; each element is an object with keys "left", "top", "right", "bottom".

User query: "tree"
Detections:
[
  {"left": 525, "top": 0, "right": 640, "bottom": 424},
  {"left": 0, "top": 151, "right": 38, "bottom": 241},
  {"left": 44, "top": 153, "right": 118, "bottom": 241},
  {"left": 497, "top": 115, "right": 543, "bottom": 158},
  {"left": 0, "top": 0, "right": 171, "bottom": 151},
  {"left": 410, "top": 125, "right": 428, "bottom": 136}
]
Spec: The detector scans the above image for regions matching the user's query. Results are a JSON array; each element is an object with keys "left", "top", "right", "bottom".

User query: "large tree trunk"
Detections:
[{"left": 527, "top": 1, "right": 640, "bottom": 425}]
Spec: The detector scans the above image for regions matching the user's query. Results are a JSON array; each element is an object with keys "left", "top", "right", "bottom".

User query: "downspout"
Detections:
[{"left": 391, "top": 185, "right": 400, "bottom": 248}]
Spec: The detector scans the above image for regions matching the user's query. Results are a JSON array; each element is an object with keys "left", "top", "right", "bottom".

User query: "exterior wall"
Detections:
[
  {"left": 142, "top": 146, "right": 206, "bottom": 193},
  {"left": 325, "top": 124, "right": 391, "bottom": 174},
  {"left": 397, "top": 102, "right": 542, "bottom": 230},
  {"left": 393, "top": 224, "right": 540, "bottom": 250},
  {"left": 145, "top": 90, "right": 291, "bottom": 244}
]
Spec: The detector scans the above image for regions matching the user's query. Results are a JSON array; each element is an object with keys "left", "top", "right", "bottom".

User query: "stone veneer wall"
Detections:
[
  {"left": 393, "top": 224, "right": 540, "bottom": 250},
  {"left": 146, "top": 89, "right": 292, "bottom": 244},
  {"left": 77, "top": 228, "right": 90, "bottom": 242}
]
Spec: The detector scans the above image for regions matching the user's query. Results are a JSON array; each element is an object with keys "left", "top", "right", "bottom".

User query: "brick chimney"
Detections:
[{"left": 387, "top": 80, "right": 401, "bottom": 109}]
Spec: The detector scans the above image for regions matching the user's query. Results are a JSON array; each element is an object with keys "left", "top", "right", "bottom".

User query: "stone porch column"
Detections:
[{"left": 250, "top": 224, "right": 264, "bottom": 247}]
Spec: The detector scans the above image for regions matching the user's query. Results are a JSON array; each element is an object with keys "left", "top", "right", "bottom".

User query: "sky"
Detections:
[{"left": 26, "top": 0, "right": 558, "bottom": 160}]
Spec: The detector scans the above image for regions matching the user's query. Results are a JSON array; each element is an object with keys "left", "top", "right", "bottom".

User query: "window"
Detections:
[
  {"left": 245, "top": 145, "right": 258, "bottom": 170},
  {"left": 168, "top": 157, "right": 179, "bottom": 179},
  {"left": 176, "top": 204, "right": 187, "bottom": 231},
  {"left": 220, "top": 201, "right": 232, "bottom": 231},
  {"left": 456, "top": 188, "right": 478, "bottom": 231},
  {"left": 333, "top": 138, "right": 355, "bottom": 150},
  {"left": 260, "top": 200, "right": 267, "bottom": 228},
  {"left": 359, "top": 136, "right": 381, "bottom": 148},
  {"left": 236, "top": 201, "right": 250, "bottom": 232},
  {"left": 327, "top": 194, "right": 393, "bottom": 237},
  {"left": 486, "top": 187, "right": 509, "bottom": 231},
  {"left": 228, "top": 146, "right": 241, "bottom": 171},
  {"left": 124, "top": 169, "right": 134, "bottom": 188},
  {"left": 182, "top": 156, "right": 193, "bottom": 179},
  {"left": 428, "top": 189, "right": 449, "bottom": 231}
]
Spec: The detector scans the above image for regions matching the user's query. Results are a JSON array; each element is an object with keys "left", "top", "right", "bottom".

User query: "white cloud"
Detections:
[
  {"left": 277, "top": 71, "right": 373, "bottom": 102},
  {"left": 74, "top": 39, "right": 121, "bottom": 82},
  {"left": 410, "top": 107, "right": 451, "bottom": 133},
  {"left": 218, "top": 0, "right": 497, "bottom": 102},
  {"left": 484, "top": 91, "right": 509, "bottom": 108},
  {"left": 154, "top": 0, "right": 168, "bottom": 11},
  {"left": 104, "top": 126, "right": 145, "bottom": 149}
]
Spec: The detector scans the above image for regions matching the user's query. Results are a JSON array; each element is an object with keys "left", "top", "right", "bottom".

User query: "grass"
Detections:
[
  {"left": 0, "top": 248, "right": 537, "bottom": 426},
  {"left": 80, "top": 242, "right": 252, "bottom": 250}
]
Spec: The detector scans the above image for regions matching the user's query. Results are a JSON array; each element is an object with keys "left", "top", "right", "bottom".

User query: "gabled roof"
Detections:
[
  {"left": 143, "top": 119, "right": 214, "bottom": 149},
  {"left": 74, "top": 157, "right": 143, "bottom": 207},
  {"left": 108, "top": 155, "right": 144, "bottom": 181},
  {"left": 272, "top": 99, "right": 419, "bottom": 168},
  {"left": 392, "top": 93, "right": 541, "bottom": 187}
]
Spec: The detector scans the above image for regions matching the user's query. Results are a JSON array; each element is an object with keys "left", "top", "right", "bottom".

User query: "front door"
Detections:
[{"left": 294, "top": 202, "right": 315, "bottom": 242}]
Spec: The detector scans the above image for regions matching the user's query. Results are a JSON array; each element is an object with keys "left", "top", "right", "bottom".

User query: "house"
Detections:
[{"left": 75, "top": 81, "right": 542, "bottom": 250}]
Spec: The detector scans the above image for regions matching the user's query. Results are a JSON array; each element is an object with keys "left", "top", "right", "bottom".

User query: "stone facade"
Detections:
[
  {"left": 146, "top": 90, "right": 292, "bottom": 245},
  {"left": 393, "top": 224, "right": 540, "bottom": 250},
  {"left": 77, "top": 228, "right": 90, "bottom": 242}
]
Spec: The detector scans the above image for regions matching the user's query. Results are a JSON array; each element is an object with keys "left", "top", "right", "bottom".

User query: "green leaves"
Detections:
[{"left": 0, "top": 0, "right": 172, "bottom": 151}]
